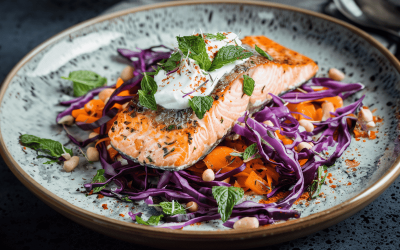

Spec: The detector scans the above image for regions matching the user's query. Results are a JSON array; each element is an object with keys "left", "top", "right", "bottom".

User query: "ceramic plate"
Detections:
[{"left": 1, "top": 1, "right": 400, "bottom": 249}]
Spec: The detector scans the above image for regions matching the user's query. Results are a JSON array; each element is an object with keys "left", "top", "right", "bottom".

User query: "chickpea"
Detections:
[
  {"left": 186, "top": 201, "right": 199, "bottom": 212},
  {"left": 63, "top": 156, "right": 80, "bottom": 172},
  {"left": 328, "top": 68, "right": 345, "bottom": 81},
  {"left": 88, "top": 132, "right": 99, "bottom": 139},
  {"left": 263, "top": 120, "right": 274, "bottom": 127},
  {"left": 86, "top": 147, "right": 99, "bottom": 162},
  {"left": 202, "top": 169, "right": 215, "bottom": 182},
  {"left": 57, "top": 115, "right": 74, "bottom": 126},
  {"left": 233, "top": 217, "right": 259, "bottom": 229},
  {"left": 226, "top": 134, "right": 240, "bottom": 140},
  {"left": 62, "top": 153, "right": 71, "bottom": 160},
  {"left": 321, "top": 102, "right": 335, "bottom": 121},
  {"left": 120, "top": 65, "right": 135, "bottom": 82},
  {"left": 98, "top": 88, "right": 114, "bottom": 103},
  {"left": 298, "top": 119, "right": 314, "bottom": 132},
  {"left": 297, "top": 142, "right": 313, "bottom": 152},
  {"left": 360, "top": 108, "right": 373, "bottom": 122}
]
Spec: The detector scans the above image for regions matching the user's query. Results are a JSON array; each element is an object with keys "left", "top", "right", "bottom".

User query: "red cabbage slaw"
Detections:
[{"left": 57, "top": 45, "right": 364, "bottom": 229}]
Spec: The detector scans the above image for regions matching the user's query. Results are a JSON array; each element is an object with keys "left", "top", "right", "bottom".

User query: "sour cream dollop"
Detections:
[{"left": 154, "top": 32, "right": 249, "bottom": 109}]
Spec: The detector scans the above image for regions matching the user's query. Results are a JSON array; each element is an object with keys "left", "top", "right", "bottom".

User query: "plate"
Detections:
[{"left": 1, "top": 0, "right": 400, "bottom": 248}]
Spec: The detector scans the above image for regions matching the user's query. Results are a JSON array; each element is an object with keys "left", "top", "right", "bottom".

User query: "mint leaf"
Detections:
[
  {"left": 208, "top": 45, "right": 253, "bottom": 71},
  {"left": 205, "top": 33, "right": 226, "bottom": 41},
  {"left": 230, "top": 152, "right": 244, "bottom": 157},
  {"left": 91, "top": 169, "right": 107, "bottom": 193},
  {"left": 138, "top": 90, "right": 157, "bottom": 110},
  {"left": 136, "top": 214, "right": 163, "bottom": 226},
  {"left": 243, "top": 75, "right": 255, "bottom": 96},
  {"left": 160, "top": 52, "right": 181, "bottom": 72},
  {"left": 255, "top": 44, "right": 273, "bottom": 61},
  {"left": 177, "top": 35, "right": 211, "bottom": 70},
  {"left": 243, "top": 143, "right": 258, "bottom": 161},
  {"left": 212, "top": 186, "right": 244, "bottom": 222},
  {"left": 20, "top": 134, "right": 73, "bottom": 159},
  {"left": 151, "top": 201, "right": 186, "bottom": 215},
  {"left": 188, "top": 96, "right": 213, "bottom": 119},
  {"left": 62, "top": 70, "right": 107, "bottom": 97},
  {"left": 146, "top": 65, "right": 163, "bottom": 76},
  {"left": 141, "top": 73, "right": 158, "bottom": 95}
]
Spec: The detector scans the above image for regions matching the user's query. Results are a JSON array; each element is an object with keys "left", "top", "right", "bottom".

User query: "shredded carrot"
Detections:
[
  {"left": 71, "top": 109, "right": 87, "bottom": 118},
  {"left": 116, "top": 77, "right": 124, "bottom": 88},
  {"left": 75, "top": 114, "right": 100, "bottom": 123},
  {"left": 84, "top": 99, "right": 105, "bottom": 118},
  {"left": 223, "top": 138, "right": 248, "bottom": 152},
  {"left": 203, "top": 146, "right": 243, "bottom": 171},
  {"left": 245, "top": 171, "right": 271, "bottom": 195},
  {"left": 95, "top": 137, "right": 111, "bottom": 148}
]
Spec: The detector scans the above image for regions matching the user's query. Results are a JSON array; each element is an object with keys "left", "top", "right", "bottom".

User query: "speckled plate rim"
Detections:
[{"left": 1, "top": 0, "right": 400, "bottom": 247}]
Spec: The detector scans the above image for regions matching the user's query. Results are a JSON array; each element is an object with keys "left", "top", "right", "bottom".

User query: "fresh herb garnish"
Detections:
[
  {"left": 243, "top": 143, "right": 258, "bottom": 161},
  {"left": 91, "top": 169, "right": 108, "bottom": 193},
  {"left": 167, "top": 125, "right": 175, "bottom": 130},
  {"left": 177, "top": 35, "right": 211, "bottom": 71},
  {"left": 150, "top": 201, "right": 186, "bottom": 215},
  {"left": 159, "top": 52, "right": 182, "bottom": 72},
  {"left": 20, "top": 134, "right": 73, "bottom": 163},
  {"left": 255, "top": 44, "right": 273, "bottom": 61},
  {"left": 135, "top": 214, "right": 163, "bottom": 226},
  {"left": 61, "top": 70, "right": 107, "bottom": 97},
  {"left": 310, "top": 165, "right": 329, "bottom": 198},
  {"left": 212, "top": 186, "right": 244, "bottom": 222},
  {"left": 208, "top": 45, "right": 253, "bottom": 72},
  {"left": 243, "top": 75, "right": 255, "bottom": 96},
  {"left": 138, "top": 90, "right": 157, "bottom": 111},
  {"left": 141, "top": 73, "right": 158, "bottom": 95},
  {"left": 205, "top": 33, "right": 227, "bottom": 41},
  {"left": 188, "top": 96, "right": 214, "bottom": 119},
  {"left": 121, "top": 196, "right": 133, "bottom": 202}
]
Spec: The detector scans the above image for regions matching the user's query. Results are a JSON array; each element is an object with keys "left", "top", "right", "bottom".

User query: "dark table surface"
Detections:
[{"left": 1, "top": 1, "right": 400, "bottom": 250}]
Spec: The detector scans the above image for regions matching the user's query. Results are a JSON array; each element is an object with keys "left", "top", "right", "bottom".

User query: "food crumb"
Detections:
[
  {"left": 102, "top": 204, "right": 108, "bottom": 210},
  {"left": 119, "top": 214, "right": 125, "bottom": 217},
  {"left": 97, "top": 194, "right": 104, "bottom": 199}
]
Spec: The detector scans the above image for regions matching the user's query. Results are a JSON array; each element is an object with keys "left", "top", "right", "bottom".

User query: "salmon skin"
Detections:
[{"left": 109, "top": 36, "right": 318, "bottom": 170}]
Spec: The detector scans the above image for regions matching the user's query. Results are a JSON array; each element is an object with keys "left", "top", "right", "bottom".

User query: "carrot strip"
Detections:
[
  {"left": 116, "top": 77, "right": 124, "bottom": 88},
  {"left": 223, "top": 138, "right": 248, "bottom": 152},
  {"left": 71, "top": 109, "right": 88, "bottom": 118},
  {"left": 244, "top": 171, "right": 271, "bottom": 195},
  {"left": 95, "top": 137, "right": 111, "bottom": 148},
  {"left": 203, "top": 146, "right": 243, "bottom": 171},
  {"left": 75, "top": 114, "right": 100, "bottom": 123}
]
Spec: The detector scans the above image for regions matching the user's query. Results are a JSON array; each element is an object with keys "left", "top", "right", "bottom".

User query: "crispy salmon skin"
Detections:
[{"left": 109, "top": 36, "right": 318, "bottom": 170}]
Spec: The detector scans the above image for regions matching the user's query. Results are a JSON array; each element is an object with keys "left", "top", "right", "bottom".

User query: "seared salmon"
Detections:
[{"left": 109, "top": 36, "right": 318, "bottom": 170}]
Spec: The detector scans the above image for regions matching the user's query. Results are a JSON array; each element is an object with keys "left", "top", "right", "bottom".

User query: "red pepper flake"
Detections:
[
  {"left": 97, "top": 194, "right": 104, "bottom": 199},
  {"left": 363, "top": 139, "right": 366, "bottom": 142},
  {"left": 330, "top": 185, "right": 337, "bottom": 188},
  {"left": 119, "top": 214, "right": 125, "bottom": 217},
  {"left": 88, "top": 190, "right": 93, "bottom": 195},
  {"left": 325, "top": 152, "right": 329, "bottom": 155},
  {"left": 23, "top": 147, "right": 26, "bottom": 150},
  {"left": 102, "top": 204, "right": 108, "bottom": 210},
  {"left": 347, "top": 182, "right": 352, "bottom": 186},
  {"left": 345, "top": 159, "right": 360, "bottom": 168}
]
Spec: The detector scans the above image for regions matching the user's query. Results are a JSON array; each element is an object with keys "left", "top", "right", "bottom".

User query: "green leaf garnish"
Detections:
[
  {"left": 205, "top": 33, "right": 227, "bottom": 41},
  {"left": 177, "top": 35, "right": 211, "bottom": 71},
  {"left": 255, "top": 44, "right": 273, "bottom": 61},
  {"left": 188, "top": 96, "right": 213, "bottom": 119},
  {"left": 150, "top": 201, "right": 187, "bottom": 215},
  {"left": 91, "top": 169, "right": 108, "bottom": 193},
  {"left": 141, "top": 73, "right": 158, "bottom": 95},
  {"left": 310, "top": 165, "right": 329, "bottom": 199},
  {"left": 121, "top": 196, "right": 133, "bottom": 202},
  {"left": 243, "top": 75, "right": 255, "bottom": 96},
  {"left": 138, "top": 90, "right": 157, "bottom": 110},
  {"left": 208, "top": 45, "right": 253, "bottom": 72},
  {"left": 243, "top": 143, "right": 258, "bottom": 161},
  {"left": 61, "top": 70, "right": 107, "bottom": 97},
  {"left": 159, "top": 52, "right": 182, "bottom": 72},
  {"left": 212, "top": 186, "right": 244, "bottom": 222},
  {"left": 136, "top": 214, "right": 164, "bottom": 226},
  {"left": 20, "top": 134, "right": 73, "bottom": 161}
]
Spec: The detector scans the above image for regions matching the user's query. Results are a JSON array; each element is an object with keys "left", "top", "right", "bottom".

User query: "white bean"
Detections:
[
  {"left": 120, "top": 65, "right": 135, "bottom": 82},
  {"left": 328, "top": 68, "right": 345, "bottom": 81},
  {"left": 298, "top": 119, "right": 314, "bottom": 132},
  {"left": 186, "top": 201, "right": 199, "bottom": 212},
  {"left": 360, "top": 108, "right": 373, "bottom": 122},
  {"left": 202, "top": 169, "right": 215, "bottom": 182},
  {"left": 321, "top": 102, "right": 335, "bottom": 121},
  {"left": 63, "top": 156, "right": 79, "bottom": 172},
  {"left": 62, "top": 153, "right": 71, "bottom": 160},
  {"left": 116, "top": 155, "right": 129, "bottom": 166},
  {"left": 297, "top": 142, "right": 313, "bottom": 152},
  {"left": 233, "top": 217, "right": 259, "bottom": 229},
  {"left": 58, "top": 115, "right": 74, "bottom": 126},
  {"left": 98, "top": 88, "right": 114, "bottom": 103},
  {"left": 86, "top": 147, "right": 99, "bottom": 162}
]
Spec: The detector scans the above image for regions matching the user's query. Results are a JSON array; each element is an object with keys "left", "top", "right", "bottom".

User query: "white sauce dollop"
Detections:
[{"left": 154, "top": 32, "right": 249, "bottom": 109}]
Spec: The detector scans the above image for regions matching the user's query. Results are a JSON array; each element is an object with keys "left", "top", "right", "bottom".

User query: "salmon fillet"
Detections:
[{"left": 109, "top": 36, "right": 318, "bottom": 170}]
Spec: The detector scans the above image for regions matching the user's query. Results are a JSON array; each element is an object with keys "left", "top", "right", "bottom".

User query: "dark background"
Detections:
[{"left": 1, "top": 1, "right": 399, "bottom": 249}]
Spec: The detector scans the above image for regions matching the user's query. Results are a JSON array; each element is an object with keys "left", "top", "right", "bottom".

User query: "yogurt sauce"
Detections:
[{"left": 154, "top": 32, "right": 249, "bottom": 109}]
